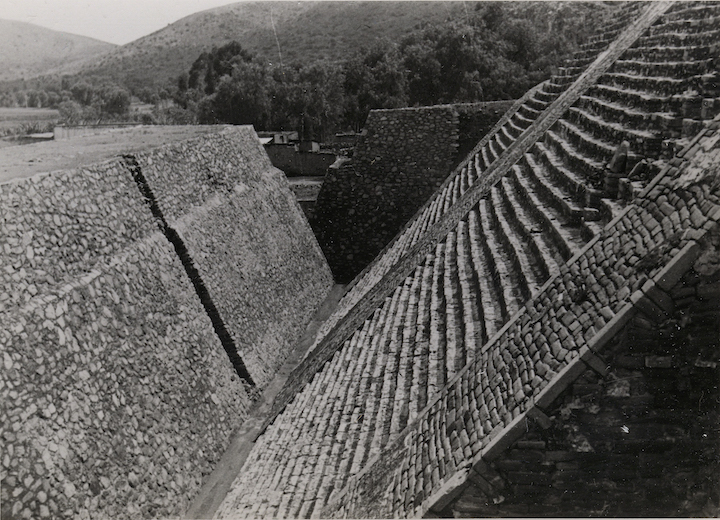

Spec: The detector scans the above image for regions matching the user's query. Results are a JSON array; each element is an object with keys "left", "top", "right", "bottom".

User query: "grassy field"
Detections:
[{"left": 0, "top": 107, "right": 59, "bottom": 136}]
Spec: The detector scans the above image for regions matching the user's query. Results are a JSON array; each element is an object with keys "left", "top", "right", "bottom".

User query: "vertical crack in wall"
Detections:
[{"left": 122, "top": 155, "right": 255, "bottom": 386}]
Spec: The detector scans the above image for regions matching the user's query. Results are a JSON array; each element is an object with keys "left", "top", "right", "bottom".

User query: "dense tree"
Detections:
[
  {"left": 98, "top": 87, "right": 131, "bottom": 116},
  {"left": 188, "top": 41, "right": 254, "bottom": 95},
  {"left": 269, "top": 62, "right": 345, "bottom": 140},
  {"left": 0, "top": 2, "right": 614, "bottom": 134},
  {"left": 342, "top": 41, "right": 408, "bottom": 130},
  {"left": 199, "top": 60, "right": 270, "bottom": 126}
]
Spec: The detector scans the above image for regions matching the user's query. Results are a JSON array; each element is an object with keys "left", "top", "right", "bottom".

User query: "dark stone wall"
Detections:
[
  {"left": 444, "top": 255, "right": 720, "bottom": 518},
  {"left": 455, "top": 100, "right": 516, "bottom": 164},
  {"left": 312, "top": 103, "right": 511, "bottom": 283},
  {"left": 0, "top": 126, "right": 334, "bottom": 519},
  {"left": 312, "top": 106, "right": 460, "bottom": 282}
]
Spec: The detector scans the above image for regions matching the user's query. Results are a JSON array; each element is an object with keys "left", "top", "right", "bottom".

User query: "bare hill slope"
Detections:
[{"left": 0, "top": 19, "right": 116, "bottom": 82}]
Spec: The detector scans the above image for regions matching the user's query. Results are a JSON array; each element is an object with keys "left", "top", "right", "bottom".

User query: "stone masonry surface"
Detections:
[
  {"left": 0, "top": 125, "right": 334, "bottom": 519},
  {"left": 313, "top": 106, "right": 460, "bottom": 282},
  {"left": 440, "top": 259, "right": 720, "bottom": 517},
  {"left": 131, "top": 127, "right": 334, "bottom": 386},
  {"left": 264, "top": 0, "right": 665, "bottom": 435},
  {"left": 0, "top": 159, "right": 156, "bottom": 317},
  {"left": 1, "top": 230, "right": 253, "bottom": 520},
  {"left": 325, "top": 116, "right": 720, "bottom": 519}
]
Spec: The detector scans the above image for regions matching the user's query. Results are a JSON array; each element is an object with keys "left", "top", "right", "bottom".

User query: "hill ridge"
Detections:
[{"left": 0, "top": 19, "right": 116, "bottom": 83}]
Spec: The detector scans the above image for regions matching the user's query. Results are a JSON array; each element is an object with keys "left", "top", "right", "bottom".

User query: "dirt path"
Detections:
[{"left": 183, "top": 284, "right": 346, "bottom": 520}]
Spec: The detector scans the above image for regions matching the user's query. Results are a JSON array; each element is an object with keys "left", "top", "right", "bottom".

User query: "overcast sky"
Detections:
[{"left": 0, "top": 0, "right": 245, "bottom": 45}]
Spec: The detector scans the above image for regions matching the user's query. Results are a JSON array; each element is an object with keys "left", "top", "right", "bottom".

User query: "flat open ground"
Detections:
[
  {"left": 0, "top": 107, "right": 59, "bottom": 132},
  {"left": 0, "top": 125, "right": 232, "bottom": 184}
]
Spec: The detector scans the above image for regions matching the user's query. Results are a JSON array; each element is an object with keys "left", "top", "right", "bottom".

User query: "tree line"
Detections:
[{"left": 0, "top": 2, "right": 604, "bottom": 136}]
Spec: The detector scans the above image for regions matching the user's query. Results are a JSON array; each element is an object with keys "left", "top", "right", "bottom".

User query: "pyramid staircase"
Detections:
[
  {"left": 268, "top": 0, "right": 675, "bottom": 424},
  {"left": 215, "top": 2, "right": 720, "bottom": 518}
]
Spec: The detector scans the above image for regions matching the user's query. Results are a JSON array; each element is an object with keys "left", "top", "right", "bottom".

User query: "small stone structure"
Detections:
[
  {"left": 313, "top": 106, "right": 460, "bottom": 282},
  {"left": 264, "top": 144, "right": 336, "bottom": 177},
  {"left": 312, "top": 102, "right": 513, "bottom": 283},
  {"left": 0, "top": 125, "right": 333, "bottom": 519}
]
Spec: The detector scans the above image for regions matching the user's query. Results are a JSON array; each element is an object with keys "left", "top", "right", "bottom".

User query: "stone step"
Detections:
[
  {"left": 623, "top": 43, "right": 714, "bottom": 62},
  {"left": 407, "top": 255, "right": 435, "bottom": 425},
  {"left": 511, "top": 159, "right": 592, "bottom": 255},
  {"left": 323, "top": 309, "right": 374, "bottom": 490},
  {"left": 557, "top": 65, "right": 585, "bottom": 77},
  {"left": 578, "top": 33, "right": 618, "bottom": 54},
  {"left": 611, "top": 57, "right": 714, "bottom": 78},
  {"left": 497, "top": 125, "right": 516, "bottom": 150},
  {"left": 426, "top": 241, "right": 448, "bottom": 399},
  {"left": 576, "top": 94, "right": 681, "bottom": 138},
  {"left": 637, "top": 26, "right": 720, "bottom": 48},
  {"left": 537, "top": 135, "right": 601, "bottom": 199},
  {"left": 450, "top": 170, "right": 463, "bottom": 205},
  {"left": 518, "top": 152, "right": 584, "bottom": 229},
  {"left": 534, "top": 89, "right": 558, "bottom": 105},
  {"left": 480, "top": 142, "right": 493, "bottom": 171},
  {"left": 588, "top": 82, "right": 680, "bottom": 114},
  {"left": 472, "top": 153, "right": 482, "bottom": 184},
  {"left": 541, "top": 131, "right": 621, "bottom": 222},
  {"left": 407, "top": 194, "right": 441, "bottom": 250},
  {"left": 441, "top": 174, "right": 455, "bottom": 215},
  {"left": 600, "top": 71, "right": 704, "bottom": 97},
  {"left": 388, "top": 263, "right": 428, "bottom": 439},
  {"left": 513, "top": 111, "right": 535, "bottom": 130},
  {"left": 525, "top": 95, "right": 551, "bottom": 113},
  {"left": 665, "top": 1, "right": 720, "bottom": 17},
  {"left": 543, "top": 80, "right": 568, "bottom": 94},
  {"left": 488, "top": 185, "right": 542, "bottom": 297},
  {"left": 455, "top": 219, "right": 486, "bottom": 353},
  {"left": 497, "top": 175, "right": 560, "bottom": 281},
  {"left": 572, "top": 47, "right": 603, "bottom": 63},
  {"left": 562, "top": 54, "right": 597, "bottom": 70},
  {"left": 506, "top": 117, "right": 526, "bottom": 139},
  {"left": 651, "top": 11, "right": 720, "bottom": 33},
  {"left": 459, "top": 165, "right": 470, "bottom": 198},
  {"left": 466, "top": 210, "right": 503, "bottom": 341},
  {"left": 476, "top": 201, "right": 523, "bottom": 320},
  {"left": 550, "top": 72, "right": 578, "bottom": 85},
  {"left": 466, "top": 155, "right": 479, "bottom": 187},
  {"left": 566, "top": 106, "right": 662, "bottom": 159},
  {"left": 556, "top": 116, "right": 646, "bottom": 174},
  {"left": 496, "top": 132, "right": 510, "bottom": 153},
  {"left": 518, "top": 102, "right": 541, "bottom": 121},
  {"left": 488, "top": 137, "right": 502, "bottom": 163},
  {"left": 442, "top": 230, "right": 467, "bottom": 381},
  {"left": 361, "top": 282, "right": 411, "bottom": 460},
  {"left": 555, "top": 118, "right": 616, "bottom": 166}
]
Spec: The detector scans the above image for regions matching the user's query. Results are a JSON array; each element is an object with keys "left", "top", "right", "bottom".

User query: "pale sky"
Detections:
[{"left": 0, "top": 0, "right": 247, "bottom": 45}]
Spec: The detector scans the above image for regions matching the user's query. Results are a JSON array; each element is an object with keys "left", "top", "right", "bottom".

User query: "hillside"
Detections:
[
  {"left": 43, "top": 1, "right": 469, "bottom": 91},
  {"left": 0, "top": 19, "right": 116, "bottom": 83}
]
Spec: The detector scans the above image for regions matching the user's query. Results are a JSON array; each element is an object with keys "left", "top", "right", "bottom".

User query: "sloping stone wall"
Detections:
[
  {"left": 0, "top": 125, "right": 334, "bottom": 519},
  {"left": 133, "top": 128, "right": 334, "bottom": 386},
  {"left": 313, "top": 106, "right": 460, "bottom": 282},
  {"left": 2, "top": 235, "right": 252, "bottom": 520},
  {"left": 0, "top": 160, "right": 155, "bottom": 317}
]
